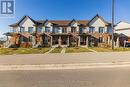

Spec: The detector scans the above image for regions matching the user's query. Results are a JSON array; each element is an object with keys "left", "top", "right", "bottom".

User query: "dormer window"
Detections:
[{"left": 89, "top": 27, "right": 95, "bottom": 33}]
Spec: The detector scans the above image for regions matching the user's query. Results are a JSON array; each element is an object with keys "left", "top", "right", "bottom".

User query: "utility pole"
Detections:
[{"left": 111, "top": 0, "right": 115, "bottom": 50}]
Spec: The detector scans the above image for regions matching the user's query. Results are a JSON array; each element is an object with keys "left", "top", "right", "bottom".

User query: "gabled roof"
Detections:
[
  {"left": 9, "top": 15, "right": 39, "bottom": 27},
  {"left": 36, "top": 20, "right": 89, "bottom": 26},
  {"left": 88, "top": 14, "right": 110, "bottom": 26},
  {"left": 9, "top": 14, "right": 109, "bottom": 27},
  {"left": 115, "top": 21, "right": 130, "bottom": 31}
]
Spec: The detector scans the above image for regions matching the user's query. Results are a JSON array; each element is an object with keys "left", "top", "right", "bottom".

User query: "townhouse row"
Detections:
[{"left": 4, "top": 14, "right": 121, "bottom": 48}]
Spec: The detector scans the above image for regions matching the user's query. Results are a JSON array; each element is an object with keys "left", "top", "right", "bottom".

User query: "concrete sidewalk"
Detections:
[
  {"left": 0, "top": 52, "right": 130, "bottom": 65},
  {"left": 1, "top": 62, "right": 130, "bottom": 71}
]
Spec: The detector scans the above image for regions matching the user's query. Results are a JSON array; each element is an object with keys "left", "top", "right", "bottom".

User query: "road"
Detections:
[
  {"left": 1, "top": 52, "right": 130, "bottom": 65},
  {"left": 0, "top": 67, "right": 130, "bottom": 87}
]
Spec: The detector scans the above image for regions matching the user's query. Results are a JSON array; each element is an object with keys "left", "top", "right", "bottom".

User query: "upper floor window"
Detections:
[
  {"left": 62, "top": 27, "right": 67, "bottom": 33},
  {"left": 71, "top": 27, "right": 76, "bottom": 33},
  {"left": 53, "top": 27, "right": 62, "bottom": 33},
  {"left": 45, "top": 27, "right": 50, "bottom": 33},
  {"left": 20, "top": 27, "right": 25, "bottom": 33},
  {"left": 28, "top": 27, "right": 33, "bottom": 33},
  {"left": 89, "top": 27, "right": 95, "bottom": 33},
  {"left": 53, "top": 28, "right": 57, "bottom": 33},
  {"left": 37, "top": 27, "right": 42, "bottom": 33},
  {"left": 99, "top": 27, "right": 104, "bottom": 34},
  {"left": 11, "top": 29, "right": 17, "bottom": 33}
]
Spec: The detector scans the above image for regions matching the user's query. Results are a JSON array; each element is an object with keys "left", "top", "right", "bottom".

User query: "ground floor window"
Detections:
[
  {"left": 28, "top": 36, "right": 33, "bottom": 42},
  {"left": 99, "top": 37, "right": 103, "bottom": 43}
]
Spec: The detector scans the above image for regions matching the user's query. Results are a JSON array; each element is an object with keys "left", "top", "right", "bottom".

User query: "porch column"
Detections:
[
  {"left": 86, "top": 36, "right": 89, "bottom": 47},
  {"left": 78, "top": 36, "right": 80, "bottom": 47},
  {"left": 67, "top": 36, "right": 70, "bottom": 47},
  {"left": 40, "top": 36, "right": 43, "bottom": 45},
  {"left": 124, "top": 40, "right": 127, "bottom": 48},
  {"left": 50, "top": 36, "right": 53, "bottom": 47},
  {"left": 108, "top": 36, "right": 110, "bottom": 45},
  {"left": 102, "top": 37, "right": 105, "bottom": 43},
  {"left": 58, "top": 36, "right": 61, "bottom": 46}
]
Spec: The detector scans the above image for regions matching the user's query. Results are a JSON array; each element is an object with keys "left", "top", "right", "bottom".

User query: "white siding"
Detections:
[
  {"left": 89, "top": 17, "right": 107, "bottom": 32},
  {"left": 115, "top": 22, "right": 130, "bottom": 36},
  {"left": 19, "top": 17, "right": 35, "bottom": 32},
  {"left": 71, "top": 22, "right": 78, "bottom": 27}
]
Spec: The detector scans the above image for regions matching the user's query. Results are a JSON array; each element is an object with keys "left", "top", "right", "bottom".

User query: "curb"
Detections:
[{"left": 1, "top": 62, "right": 130, "bottom": 71}]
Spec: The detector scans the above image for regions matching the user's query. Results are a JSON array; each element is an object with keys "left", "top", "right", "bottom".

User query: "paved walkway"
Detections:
[
  {"left": 45, "top": 47, "right": 55, "bottom": 54},
  {"left": 61, "top": 47, "right": 66, "bottom": 54},
  {"left": 87, "top": 48, "right": 98, "bottom": 52},
  {"left": 1, "top": 62, "right": 130, "bottom": 70}
]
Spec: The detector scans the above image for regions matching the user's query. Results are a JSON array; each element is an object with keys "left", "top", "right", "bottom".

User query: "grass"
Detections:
[
  {"left": 0, "top": 48, "right": 50, "bottom": 55},
  {"left": 50, "top": 47, "right": 63, "bottom": 53},
  {"left": 89, "top": 47, "right": 113, "bottom": 52},
  {"left": 1, "top": 47, "right": 130, "bottom": 55},
  {"left": 114, "top": 47, "right": 130, "bottom": 52},
  {"left": 0, "top": 48, "right": 15, "bottom": 55},
  {"left": 89, "top": 47, "right": 130, "bottom": 52},
  {"left": 66, "top": 47, "right": 91, "bottom": 53}
]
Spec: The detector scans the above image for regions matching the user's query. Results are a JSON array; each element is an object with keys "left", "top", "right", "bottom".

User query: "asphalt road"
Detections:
[
  {"left": 0, "top": 67, "right": 130, "bottom": 87},
  {"left": 1, "top": 52, "right": 130, "bottom": 65}
]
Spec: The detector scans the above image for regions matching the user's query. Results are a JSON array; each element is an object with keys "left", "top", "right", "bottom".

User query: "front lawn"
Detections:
[
  {"left": 0, "top": 48, "right": 15, "bottom": 55},
  {"left": 114, "top": 47, "right": 130, "bottom": 52},
  {"left": 66, "top": 47, "right": 91, "bottom": 53},
  {"left": 0, "top": 48, "right": 51, "bottom": 55},
  {"left": 89, "top": 47, "right": 113, "bottom": 52},
  {"left": 50, "top": 47, "right": 63, "bottom": 53}
]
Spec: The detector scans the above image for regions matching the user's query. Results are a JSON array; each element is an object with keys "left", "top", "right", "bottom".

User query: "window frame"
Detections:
[
  {"left": 99, "top": 27, "right": 104, "bottom": 34},
  {"left": 20, "top": 27, "right": 25, "bottom": 33},
  {"left": 89, "top": 27, "right": 95, "bottom": 33},
  {"left": 28, "top": 27, "right": 34, "bottom": 34},
  {"left": 45, "top": 27, "right": 50, "bottom": 33}
]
